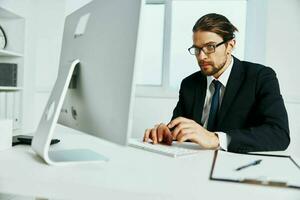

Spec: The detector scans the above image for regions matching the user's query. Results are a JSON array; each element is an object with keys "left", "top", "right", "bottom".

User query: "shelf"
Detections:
[
  {"left": 0, "top": 49, "right": 23, "bottom": 57},
  {"left": 0, "top": 6, "right": 24, "bottom": 131},
  {"left": 0, "top": 86, "right": 22, "bottom": 91}
]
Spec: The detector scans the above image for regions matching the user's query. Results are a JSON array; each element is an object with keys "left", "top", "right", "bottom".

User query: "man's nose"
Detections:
[{"left": 197, "top": 49, "right": 207, "bottom": 60}]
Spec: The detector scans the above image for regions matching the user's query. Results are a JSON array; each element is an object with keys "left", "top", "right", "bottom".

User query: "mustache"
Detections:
[{"left": 199, "top": 61, "right": 214, "bottom": 66}]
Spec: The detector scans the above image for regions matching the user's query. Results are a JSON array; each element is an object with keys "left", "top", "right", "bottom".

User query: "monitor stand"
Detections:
[{"left": 31, "top": 59, "right": 108, "bottom": 165}]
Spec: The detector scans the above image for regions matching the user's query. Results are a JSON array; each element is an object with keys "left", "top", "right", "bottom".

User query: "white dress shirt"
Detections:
[{"left": 201, "top": 57, "right": 234, "bottom": 151}]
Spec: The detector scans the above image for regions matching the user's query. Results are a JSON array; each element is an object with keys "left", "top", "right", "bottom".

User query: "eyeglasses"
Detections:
[{"left": 188, "top": 37, "right": 233, "bottom": 55}]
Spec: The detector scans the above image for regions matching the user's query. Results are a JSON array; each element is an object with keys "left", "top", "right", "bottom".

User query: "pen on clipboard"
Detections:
[{"left": 235, "top": 159, "right": 262, "bottom": 171}]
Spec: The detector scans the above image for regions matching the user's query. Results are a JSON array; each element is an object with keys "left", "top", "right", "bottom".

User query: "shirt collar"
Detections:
[{"left": 207, "top": 56, "right": 234, "bottom": 88}]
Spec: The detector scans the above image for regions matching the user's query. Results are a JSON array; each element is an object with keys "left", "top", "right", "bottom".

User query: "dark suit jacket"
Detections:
[{"left": 172, "top": 56, "right": 290, "bottom": 153}]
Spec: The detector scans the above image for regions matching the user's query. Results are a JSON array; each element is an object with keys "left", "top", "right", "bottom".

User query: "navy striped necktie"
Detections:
[{"left": 207, "top": 80, "right": 222, "bottom": 131}]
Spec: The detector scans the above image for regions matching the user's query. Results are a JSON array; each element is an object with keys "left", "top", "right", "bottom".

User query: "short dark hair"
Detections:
[{"left": 192, "top": 13, "right": 238, "bottom": 41}]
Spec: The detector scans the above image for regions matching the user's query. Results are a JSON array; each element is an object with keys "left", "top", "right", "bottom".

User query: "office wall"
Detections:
[
  {"left": 265, "top": 0, "right": 300, "bottom": 156},
  {"left": 132, "top": 97, "right": 177, "bottom": 138},
  {"left": 265, "top": 0, "right": 300, "bottom": 102},
  {"left": 245, "top": 0, "right": 300, "bottom": 102},
  {"left": 64, "top": 0, "right": 92, "bottom": 16}
]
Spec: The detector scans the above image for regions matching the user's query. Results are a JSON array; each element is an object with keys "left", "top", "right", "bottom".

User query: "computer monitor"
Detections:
[{"left": 31, "top": 0, "right": 141, "bottom": 165}]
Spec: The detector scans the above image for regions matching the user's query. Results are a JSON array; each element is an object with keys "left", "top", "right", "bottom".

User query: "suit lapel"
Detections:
[
  {"left": 217, "top": 57, "right": 245, "bottom": 127},
  {"left": 192, "top": 72, "right": 207, "bottom": 125}
]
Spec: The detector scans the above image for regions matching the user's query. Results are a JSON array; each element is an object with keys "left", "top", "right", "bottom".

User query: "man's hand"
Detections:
[
  {"left": 143, "top": 123, "right": 173, "bottom": 145},
  {"left": 168, "top": 117, "right": 219, "bottom": 149}
]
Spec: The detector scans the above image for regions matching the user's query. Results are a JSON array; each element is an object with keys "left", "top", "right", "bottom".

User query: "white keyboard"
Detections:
[{"left": 128, "top": 138, "right": 201, "bottom": 157}]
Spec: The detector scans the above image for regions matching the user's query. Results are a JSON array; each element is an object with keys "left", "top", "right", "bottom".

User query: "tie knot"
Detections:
[{"left": 212, "top": 80, "right": 222, "bottom": 91}]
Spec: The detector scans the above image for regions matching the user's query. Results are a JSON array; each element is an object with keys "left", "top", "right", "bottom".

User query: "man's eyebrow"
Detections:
[{"left": 192, "top": 41, "right": 217, "bottom": 48}]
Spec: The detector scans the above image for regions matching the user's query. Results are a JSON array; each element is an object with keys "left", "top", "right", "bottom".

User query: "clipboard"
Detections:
[{"left": 209, "top": 150, "right": 300, "bottom": 189}]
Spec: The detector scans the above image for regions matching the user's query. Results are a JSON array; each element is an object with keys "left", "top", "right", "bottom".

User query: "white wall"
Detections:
[
  {"left": 132, "top": 97, "right": 178, "bottom": 138},
  {"left": 64, "top": 0, "right": 92, "bottom": 17},
  {"left": 265, "top": 0, "right": 300, "bottom": 102},
  {"left": 264, "top": 0, "right": 300, "bottom": 156}
]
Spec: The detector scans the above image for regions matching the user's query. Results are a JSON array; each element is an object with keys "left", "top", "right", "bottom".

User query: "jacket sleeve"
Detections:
[
  {"left": 227, "top": 67, "right": 290, "bottom": 153},
  {"left": 171, "top": 81, "right": 185, "bottom": 120}
]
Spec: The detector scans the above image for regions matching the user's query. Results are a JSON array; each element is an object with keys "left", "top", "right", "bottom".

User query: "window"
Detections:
[{"left": 135, "top": 2, "right": 165, "bottom": 86}]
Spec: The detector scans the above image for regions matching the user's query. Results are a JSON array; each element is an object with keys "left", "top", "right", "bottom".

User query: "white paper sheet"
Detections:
[{"left": 212, "top": 151, "right": 300, "bottom": 187}]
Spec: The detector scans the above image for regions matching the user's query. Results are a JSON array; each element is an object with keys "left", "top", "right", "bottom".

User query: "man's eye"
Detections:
[{"left": 207, "top": 45, "right": 215, "bottom": 49}]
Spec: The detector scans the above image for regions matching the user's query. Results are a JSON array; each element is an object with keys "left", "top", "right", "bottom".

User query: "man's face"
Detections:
[{"left": 192, "top": 31, "right": 234, "bottom": 78}]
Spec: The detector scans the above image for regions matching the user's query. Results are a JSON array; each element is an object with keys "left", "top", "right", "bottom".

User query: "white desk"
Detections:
[{"left": 0, "top": 125, "right": 299, "bottom": 200}]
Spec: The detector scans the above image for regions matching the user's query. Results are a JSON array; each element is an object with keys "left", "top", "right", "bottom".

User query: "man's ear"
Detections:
[{"left": 227, "top": 39, "right": 236, "bottom": 54}]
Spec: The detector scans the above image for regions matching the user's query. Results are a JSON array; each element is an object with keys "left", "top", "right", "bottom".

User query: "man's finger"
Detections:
[
  {"left": 168, "top": 117, "right": 191, "bottom": 129},
  {"left": 157, "top": 123, "right": 165, "bottom": 142},
  {"left": 150, "top": 128, "right": 158, "bottom": 144},
  {"left": 172, "top": 123, "right": 192, "bottom": 140},
  {"left": 176, "top": 129, "right": 193, "bottom": 142},
  {"left": 163, "top": 125, "right": 172, "bottom": 135},
  {"left": 143, "top": 128, "right": 151, "bottom": 142}
]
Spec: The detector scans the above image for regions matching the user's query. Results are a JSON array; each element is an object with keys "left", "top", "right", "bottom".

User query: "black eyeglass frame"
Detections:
[{"left": 188, "top": 36, "right": 234, "bottom": 55}]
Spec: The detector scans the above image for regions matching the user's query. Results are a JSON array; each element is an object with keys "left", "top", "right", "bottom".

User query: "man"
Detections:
[{"left": 143, "top": 13, "right": 290, "bottom": 153}]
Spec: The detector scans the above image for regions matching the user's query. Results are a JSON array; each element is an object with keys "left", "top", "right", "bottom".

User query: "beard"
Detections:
[{"left": 199, "top": 56, "right": 227, "bottom": 77}]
